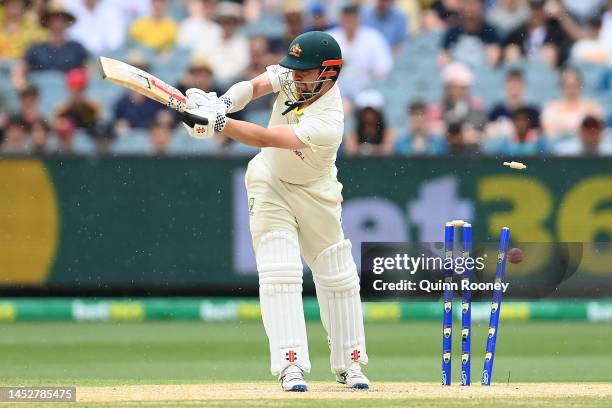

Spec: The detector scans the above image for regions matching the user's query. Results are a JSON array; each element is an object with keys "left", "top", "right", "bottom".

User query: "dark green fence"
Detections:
[{"left": 1, "top": 157, "right": 611, "bottom": 296}]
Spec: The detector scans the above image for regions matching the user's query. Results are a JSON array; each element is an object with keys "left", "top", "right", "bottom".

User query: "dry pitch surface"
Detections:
[{"left": 70, "top": 382, "right": 612, "bottom": 407}]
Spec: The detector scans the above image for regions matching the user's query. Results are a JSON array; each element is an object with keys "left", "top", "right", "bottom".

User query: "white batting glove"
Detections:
[
  {"left": 185, "top": 88, "right": 217, "bottom": 109},
  {"left": 185, "top": 88, "right": 231, "bottom": 114},
  {"left": 181, "top": 105, "right": 227, "bottom": 139}
]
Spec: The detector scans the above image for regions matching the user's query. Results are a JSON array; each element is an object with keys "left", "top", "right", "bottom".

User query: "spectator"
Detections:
[
  {"left": 82, "top": 120, "right": 115, "bottom": 155},
  {"left": 55, "top": 68, "right": 102, "bottom": 138},
  {"left": 247, "top": 37, "right": 277, "bottom": 79},
  {"left": 504, "top": 0, "right": 571, "bottom": 67},
  {"left": 328, "top": 5, "right": 393, "bottom": 102},
  {"left": 344, "top": 89, "right": 396, "bottom": 156},
  {"left": 245, "top": 37, "right": 275, "bottom": 112},
  {"left": 0, "top": 116, "right": 29, "bottom": 154},
  {"left": 52, "top": 114, "right": 78, "bottom": 154},
  {"left": 541, "top": 67, "right": 604, "bottom": 138},
  {"left": 113, "top": 53, "right": 167, "bottom": 133},
  {"left": 554, "top": 115, "right": 612, "bottom": 155},
  {"left": 305, "top": 3, "right": 334, "bottom": 32},
  {"left": 177, "top": 0, "right": 221, "bottom": 52},
  {"left": 439, "top": 0, "right": 501, "bottom": 66},
  {"left": 487, "top": 69, "right": 540, "bottom": 136},
  {"left": 93, "top": 133, "right": 112, "bottom": 155},
  {"left": 114, "top": 88, "right": 166, "bottom": 132},
  {"left": 15, "top": 85, "right": 44, "bottom": 130},
  {"left": 570, "top": 14, "right": 611, "bottom": 63},
  {"left": 130, "top": 0, "right": 178, "bottom": 51},
  {"left": 283, "top": 1, "right": 305, "bottom": 50},
  {"left": 147, "top": 119, "right": 172, "bottom": 155},
  {"left": 361, "top": 0, "right": 409, "bottom": 52},
  {"left": 485, "top": 107, "right": 548, "bottom": 155},
  {"left": 12, "top": 2, "right": 88, "bottom": 89},
  {"left": 176, "top": 55, "right": 219, "bottom": 95},
  {"left": 25, "top": 0, "right": 51, "bottom": 23},
  {"left": 486, "top": 0, "right": 530, "bottom": 39},
  {"left": 30, "top": 118, "right": 52, "bottom": 155},
  {"left": 423, "top": 0, "right": 461, "bottom": 31},
  {"left": 65, "top": 0, "right": 126, "bottom": 54},
  {"left": 101, "top": 0, "right": 152, "bottom": 36},
  {"left": 269, "top": 1, "right": 307, "bottom": 54},
  {"left": 427, "top": 62, "right": 487, "bottom": 137},
  {"left": 176, "top": 56, "right": 249, "bottom": 124},
  {"left": 395, "top": 100, "right": 445, "bottom": 155},
  {"left": 443, "top": 121, "right": 481, "bottom": 156},
  {"left": 155, "top": 109, "right": 177, "bottom": 128},
  {"left": 0, "top": 0, "right": 46, "bottom": 60},
  {"left": 203, "top": 2, "right": 250, "bottom": 84}
]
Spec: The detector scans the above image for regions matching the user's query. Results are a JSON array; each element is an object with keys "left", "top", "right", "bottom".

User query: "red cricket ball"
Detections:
[{"left": 508, "top": 247, "right": 524, "bottom": 264}]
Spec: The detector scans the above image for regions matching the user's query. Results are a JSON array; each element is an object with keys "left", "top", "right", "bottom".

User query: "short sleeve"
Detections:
[
  {"left": 292, "top": 114, "right": 343, "bottom": 152},
  {"left": 266, "top": 64, "right": 290, "bottom": 93}
]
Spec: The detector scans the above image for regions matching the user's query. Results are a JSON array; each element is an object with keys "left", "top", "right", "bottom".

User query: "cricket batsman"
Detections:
[{"left": 180, "top": 31, "right": 369, "bottom": 392}]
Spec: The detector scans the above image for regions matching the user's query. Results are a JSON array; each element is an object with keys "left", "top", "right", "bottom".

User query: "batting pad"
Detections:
[
  {"left": 256, "top": 230, "right": 311, "bottom": 375},
  {"left": 312, "top": 240, "right": 368, "bottom": 373}
]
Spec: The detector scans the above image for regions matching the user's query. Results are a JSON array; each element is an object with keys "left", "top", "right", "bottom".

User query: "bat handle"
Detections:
[{"left": 179, "top": 111, "right": 209, "bottom": 127}]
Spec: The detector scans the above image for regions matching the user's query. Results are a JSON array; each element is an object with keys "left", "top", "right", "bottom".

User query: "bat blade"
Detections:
[{"left": 98, "top": 56, "right": 188, "bottom": 112}]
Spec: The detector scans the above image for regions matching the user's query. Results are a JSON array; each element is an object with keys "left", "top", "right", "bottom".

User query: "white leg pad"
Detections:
[
  {"left": 257, "top": 230, "right": 311, "bottom": 376},
  {"left": 311, "top": 239, "right": 368, "bottom": 374}
]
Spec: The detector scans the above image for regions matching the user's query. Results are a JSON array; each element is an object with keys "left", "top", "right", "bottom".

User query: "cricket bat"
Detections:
[
  {"left": 98, "top": 56, "right": 208, "bottom": 126},
  {"left": 98, "top": 56, "right": 188, "bottom": 112}
]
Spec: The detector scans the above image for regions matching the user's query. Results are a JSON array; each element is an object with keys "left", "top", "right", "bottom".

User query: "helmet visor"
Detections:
[{"left": 278, "top": 68, "right": 335, "bottom": 107}]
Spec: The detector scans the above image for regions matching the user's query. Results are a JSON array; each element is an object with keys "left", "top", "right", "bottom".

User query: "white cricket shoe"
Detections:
[
  {"left": 279, "top": 365, "right": 308, "bottom": 392},
  {"left": 336, "top": 363, "right": 370, "bottom": 389}
]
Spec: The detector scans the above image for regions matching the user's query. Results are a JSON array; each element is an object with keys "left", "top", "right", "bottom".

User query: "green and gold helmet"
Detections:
[{"left": 278, "top": 31, "right": 343, "bottom": 113}]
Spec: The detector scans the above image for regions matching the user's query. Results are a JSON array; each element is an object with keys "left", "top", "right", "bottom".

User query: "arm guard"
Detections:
[{"left": 221, "top": 80, "right": 254, "bottom": 113}]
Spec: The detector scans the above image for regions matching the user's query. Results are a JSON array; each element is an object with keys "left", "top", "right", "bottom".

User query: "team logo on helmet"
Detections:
[{"left": 289, "top": 43, "right": 303, "bottom": 58}]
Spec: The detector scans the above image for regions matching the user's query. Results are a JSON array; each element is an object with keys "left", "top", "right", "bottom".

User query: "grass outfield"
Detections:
[{"left": 0, "top": 321, "right": 610, "bottom": 406}]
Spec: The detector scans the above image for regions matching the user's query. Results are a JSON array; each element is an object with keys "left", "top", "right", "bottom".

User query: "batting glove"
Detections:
[
  {"left": 185, "top": 88, "right": 231, "bottom": 114},
  {"left": 181, "top": 106, "right": 227, "bottom": 140}
]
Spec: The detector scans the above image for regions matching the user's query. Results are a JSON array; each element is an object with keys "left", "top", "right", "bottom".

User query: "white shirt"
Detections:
[
  {"left": 260, "top": 64, "right": 344, "bottom": 185},
  {"left": 327, "top": 26, "right": 393, "bottom": 100},
  {"left": 177, "top": 17, "right": 222, "bottom": 52},
  {"left": 98, "top": 0, "right": 151, "bottom": 37},
  {"left": 198, "top": 34, "right": 250, "bottom": 83},
  {"left": 65, "top": 0, "right": 126, "bottom": 54}
]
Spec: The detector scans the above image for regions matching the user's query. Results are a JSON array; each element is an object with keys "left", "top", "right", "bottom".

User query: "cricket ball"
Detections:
[{"left": 508, "top": 247, "right": 524, "bottom": 264}]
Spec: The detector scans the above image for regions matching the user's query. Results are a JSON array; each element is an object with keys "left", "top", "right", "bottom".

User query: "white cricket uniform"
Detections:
[
  {"left": 247, "top": 65, "right": 367, "bottom": 378},
  {"left": 245, "top": 64, "right": 345, "bottom": 265}
]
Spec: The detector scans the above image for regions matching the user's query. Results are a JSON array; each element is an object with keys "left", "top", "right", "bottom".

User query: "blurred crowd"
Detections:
[{"left": 1, "top": 0, "right": 611, "bottom": 157}]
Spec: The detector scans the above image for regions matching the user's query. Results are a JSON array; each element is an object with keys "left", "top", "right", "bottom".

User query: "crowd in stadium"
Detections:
[{"left": 1, "top": 0, "right": 611, "bottom": 156}]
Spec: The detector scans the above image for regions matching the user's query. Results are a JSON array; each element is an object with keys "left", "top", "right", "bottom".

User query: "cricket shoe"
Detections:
[
  {"left": 336, "top": 362, "right": 370, "bottom": 389},
  {"left": 279, "top": 365, "right": 308, "bottom": 392}
]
